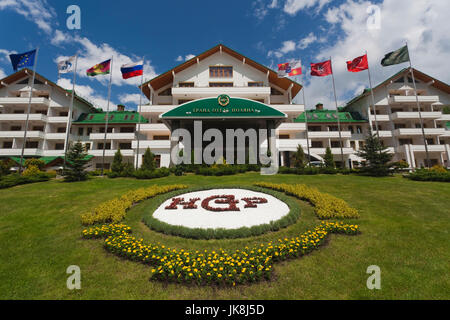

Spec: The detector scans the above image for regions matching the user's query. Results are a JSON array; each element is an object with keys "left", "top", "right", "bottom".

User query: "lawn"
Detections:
[{"left": 0, "top": 173, "right": 448, "bottom": 299}]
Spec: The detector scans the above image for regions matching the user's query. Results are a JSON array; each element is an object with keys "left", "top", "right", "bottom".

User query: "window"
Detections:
[
  {"left": 33, "top": 126, "right": 44, "bottom": 131},
  {"left": 155, "top": 155, "right": 161, "bottom": 168},
  {"left": 119, "top": 142, "right": 132, "bottom": 149},
  {"left": 97, "top": 143, "right": 111, "bottom": 150},
  {"left": 331, "top": 141, "right": 341, "bottom": 148},
  {"left": 87, "top": 127, "right": 93, "bottom": 135},
  {"left": 394, "top": 124, "right": 406, "bottom": 129},
  {"left": 271, "top": 87, "right": 283, "bottom": 95},
  {"left": 248, "top": 82, "right": 264, "bottom": 87},
  {"left": 179, "top": 82, "right": 194, "bottom": 87},
  {"left": 209, "top": 82, "right": 233, "bottom": 87},
  {"left": 3, "top": 141, "right": 13, "bottom": 149},
  {"left": 350, "top": 141, "right": 356, "bottom": 150},
  {"left": 99, "top": 127, "right": 113, "bottom": 133},
  {"left": 120, "top": 127, "right": 134, "bottom": 133},
  {"left": 55, "top": 143, "right": 64, "bottom": 150},
  {"left": 25, "top": 141, "right": 39, "bottom": 148},
  {"left": 399, "top": 139, "right": 413, "bottom": 145},
  {"left": 78, "top": 127, "right": 84, "bottom": 136},
  {"left": 59, "top": 111, "right": 68, "bottom": 117},
  {"left": 11, "top": 126, "right": 22, "bottom": 131},
  {"left": 85, "top": 143, "right": 91, "bottom": 150},
  {"left": 158, "top": 88, "right": 172, "bottom": 96},
  {"left": 209, "top": 66, "right": 233, "bottom": 78},
  {"left": 308, "top": 126, "right": 321, "bottom": 132},
  {"left": 426, "top": 138, "right": 434, "bottom": 145},
  {"left": 356, "top": 126, "right": 362, "bottom": 134},
  {"left": 35, "top": 110, "right": 47, "bottom": 115},
  {"left": 311, "top": 141, "right": 323, "bottom": 148},
  {"left": 57, "top": 127, "right": 66, "bottom": 133},
  {"left": 153, "top": 135, "right": 170, "bottom": 140},
  {"left": 278, "top": 134, "right": 290, "bottom": 139},
  {"left": 358, "top": 141, "right": 365, "bottom": 149},
  {"left": 13, "top": 110, "right": 24, "bottom": 114},
  {"left": 328, "top": 126, "right": 339, "bottom": 132}
]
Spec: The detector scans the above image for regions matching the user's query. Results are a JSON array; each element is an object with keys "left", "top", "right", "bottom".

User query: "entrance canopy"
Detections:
[{"left": 160, "top": 95, "right": 287, "bottom": 120}]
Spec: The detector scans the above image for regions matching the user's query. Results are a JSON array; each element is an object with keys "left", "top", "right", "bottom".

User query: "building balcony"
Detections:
[
  {"left": 393, "top": 128, "right": 446, "bottom": 136},
  {"left": 277, "top": 122, "right": 306, "bottom": 131},
  {"left": 374, "top": 130, "right": 393, "bottom": 138},
  {"left": 391, "top": 111, "right": 442, "bottom": 120},
  {"left": 396, "top": 145, "right": 447, "bottom": 153},
  {"left": 309, "top": 147, "right": 354, "bottom": 155},
  {"left": 42, "top": 150, "right": 66, "bottom": 156},
  {"left": 437, "top": 114, "right": 450, "bottom": 121},
  {"left": 307, "top": 131, "right": 352, "bottom": 139},
  {"left": 271, "top": 104, "right": 304, "bottom": 113},
  {"left": 88, "top": 149, "right": 135, "bottom": 157},
  {"left": 277, "top": 139, "right": 306, "bottom": 151},
  {"left": 0, "top": 148, "right": 42, "bottom": 156},
  {"left": 45, "top": 133, "right": 68, "bottom": 140},
  {"left": 388, "top": 95, "right": 439, "bottom": 104},
  {"left": 131, "top": 140, "right": 171, "bottom": 150},
  {"left": 171, "top": 86, "right": 271, "bottom": 99},
  {"left": 47, "top": 116, "right": 69, "bottom": 123},
  {"left": 89, "top": 133, "right": 136, "bottom": 140},
  {"left": 0, "top": 113, "right": 47, "bottom": 122},
  {"left": 139, "top": 123, "right": 170, "bottom": 132},
  {"left": 0, "top": 131, "right": 44, "bottom": 139},
  {"left": 369, "top": 114, "right": 390, "bottom": 121},
  {"left": 0, "top": 97, "right": 50, "bottom": 107},
  {"left": 140, "top": 105, "right": 177, "bottom": 114}
]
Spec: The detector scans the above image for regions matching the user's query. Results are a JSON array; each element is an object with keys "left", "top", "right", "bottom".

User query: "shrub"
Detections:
[
  {"left": 21, "top": 165, "right": 42, "bottom": 177},
  {"left": 24, "top": 158, "right": 45, "bottom": 170},
  {"left": 111, "top": 149, "right": 124, "bottom": 174},
  {"left": 134, "top": 167, "right": 170, "bottom": 179},
  {"left": 141, "top": 147, "right": 156, "bottom": 171},
  {"left": 83, "top": 221, "right": 359, "bottom": 286},
  {"left": 357, "top": 135, "right": 393, "bottom": 176},
  {"left": 404, "top": 169, "right": 450, "bottom": 182},
  {"left": 0, "top": 159, "right": 13, "bottom": 176},
  {"left": 255, "top": 182, "right": 359, "bottom": 219},
  {"left": 80, "top": 184, "right": 187, "bottom": 225},
  {"left": 324, "top": 147, "right": 335, "bottom": 168},
  {"left": 0, "top": 172, "right": 51, "bottom": 189}
]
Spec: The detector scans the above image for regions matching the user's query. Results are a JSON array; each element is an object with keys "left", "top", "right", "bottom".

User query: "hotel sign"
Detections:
[{"left": 161, "top": 95, "right": 287, "bottom": 119}]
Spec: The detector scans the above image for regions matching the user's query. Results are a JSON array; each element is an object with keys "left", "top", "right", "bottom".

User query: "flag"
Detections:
[
  {"left": 120, "top": 62, "right": 143, "bottom": 79},
  {"left": 87, "top": 59, "right": 111, "bottom": 76},
  {"left": 381, "top": 45, "right": 409, "bottom": 66},
  {"left": 277, "top": 62, "right": 291, "bottom": 78},
  {"left": 288, "top": 60, "right": 302, "bottom": 76},
  {"left": 347, "top": 54, "right": 368, "bottom": 72},
  {"left": 9, "top": 49, "right": 37, "bottom": 72},
  {"left": 57, "top": 55, "right": 76, "bottom": 74},
  {"left": 310, "top": 60, "right": 332, "bottom": 77}
]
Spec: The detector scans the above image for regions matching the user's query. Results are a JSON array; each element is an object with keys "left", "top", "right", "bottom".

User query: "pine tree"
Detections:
[
  {"left": 357, "top": 134, "right": 393, "bottom": 176},
  {"left": 111, "top": 148, "right": 124, "bottom": 174},
  {"left": 292, "top": 144, "right": 305, "bottom": 168},
  {"left": 141, "top": 147, "right": 156, "bottom": 171},
  {"left": 63, "top": 142, "right": 89, "bottom": 181},
  {"left": 324, "top": 147, "right": 335, "bottom": 168}
]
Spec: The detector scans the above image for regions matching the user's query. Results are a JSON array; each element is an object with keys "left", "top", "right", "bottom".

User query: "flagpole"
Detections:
[
  {"left": 63, "top": 54, "right": 78, "bottom": 170},
  {"left": 135, "top": 58, "right": 144, "bottom": 170},
  {"left": 19, "top": 47, "right": 39, "bottom": 173},
  {"left": 300, "top": 74, "right": 311, "bottom": 167},
  {"left": 406, "top": 42, "right": 430, "bottom": 168},
  {"left": 329, "top": 57, "right": 345, "bottom": 168},
  {"left": 365, "top": 51, "right": 380, "bottom": 140},
  {"left": 101, "top": 57, "right": 114, "bottom": 176}
]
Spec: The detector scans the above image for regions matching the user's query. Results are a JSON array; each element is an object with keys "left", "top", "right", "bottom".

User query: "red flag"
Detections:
[
  {"left": 310, "top": 60, "right": 332, "bottom": 77},
  {"left": 347, "top": 54, "right": 368, "bottom": 72}
]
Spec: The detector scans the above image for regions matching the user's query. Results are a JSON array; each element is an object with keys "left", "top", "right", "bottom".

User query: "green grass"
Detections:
[{"left": 0, "top": 173, "right": 449, "bottom": 299}]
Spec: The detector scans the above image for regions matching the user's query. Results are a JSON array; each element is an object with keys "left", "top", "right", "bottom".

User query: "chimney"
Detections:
[
  {"left": 117, "top": 104, "right": 125, "bottom": 111},
  {"left": 315, "top": 103, "right": 324, "bottom": 110}
]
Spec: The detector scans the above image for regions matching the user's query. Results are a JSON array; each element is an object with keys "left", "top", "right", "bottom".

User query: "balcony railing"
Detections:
[
  {"left": 391, "top": 112, "right": 442, "bottom": 120},
  {"left": 89, "top": 133, "right": 136, "bottom": 140},
  {"left": 0, "top": 97, "right": 50, "bottom": 106},
  {"left": 0, "top": 113, "right": 47, "bottom": 121},
  {"left": 307, "top": 131, "right": 352, "bottom": 139},
  {"left": 393, "top": 128, "right": 446, "bottom": 136},
  {"left": 0, "top": 131, "right": 45, "bottom": 139},
  {"left": 131, "top": 140, "right": 170, "bottom": 150}
]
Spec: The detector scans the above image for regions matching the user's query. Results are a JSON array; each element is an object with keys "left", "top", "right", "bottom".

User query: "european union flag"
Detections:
[{"left": 9, "top": 49, "right": 37, "bottom": 72}]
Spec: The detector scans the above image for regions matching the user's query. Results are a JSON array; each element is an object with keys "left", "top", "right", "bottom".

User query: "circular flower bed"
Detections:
[{"left": 143, "top": 186, "right": 301, "bottom": 239}]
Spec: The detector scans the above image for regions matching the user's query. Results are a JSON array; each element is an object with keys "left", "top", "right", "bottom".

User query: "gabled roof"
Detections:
[
  {"left": 140, "top": 44, "right": 303, "bottom": 99},
  {"left": 294, "top": 109, "right": 366, "bottom": 123},
  {"left": 73, "top": 110, "right": 148, "bottom": 124},
  {"left": 0, "top": 68, "right": 98, "bottom": 112},
  {"left": 345, "top": 68, "right": 450, "bottom": 107}
]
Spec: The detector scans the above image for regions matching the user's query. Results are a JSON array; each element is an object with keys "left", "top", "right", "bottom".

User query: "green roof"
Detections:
[
  {"left": 74, "top": 111, "right": 149, "bottom": 124},
  {"left": 161, "top": 95, "right": 286, "bottom": 119},
  {"left": 8, "top": 155, "right": 94, "bottom": 166},
  {"left": 294, "top": 109, "right": 367, "bottom": 123}
]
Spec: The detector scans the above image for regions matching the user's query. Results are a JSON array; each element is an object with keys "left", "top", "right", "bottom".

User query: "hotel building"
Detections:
[{"left": 0, "top": 44, "right": 449, "bottom": 170}]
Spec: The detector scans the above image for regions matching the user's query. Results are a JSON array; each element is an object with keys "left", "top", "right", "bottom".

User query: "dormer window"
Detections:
[
  {"left": 179, "top": 82, "right": 194, "bottom": 87},
  {"left": 209, "top": 66, "right": 233, "bottom": 78}
]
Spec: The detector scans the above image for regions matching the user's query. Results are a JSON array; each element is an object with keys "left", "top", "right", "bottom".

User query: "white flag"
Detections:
[{"left": 57, "top": 56, "right": 76, "bottom": 74}]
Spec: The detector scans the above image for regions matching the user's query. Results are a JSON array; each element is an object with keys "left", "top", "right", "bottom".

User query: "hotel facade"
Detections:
[{"left": 0, "top": 44, "right": 449, "bottom": 170}]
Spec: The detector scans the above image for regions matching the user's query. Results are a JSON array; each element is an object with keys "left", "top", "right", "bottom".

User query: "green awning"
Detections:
[
  {"left": 8, "top": 155, "right": 94, "bottom": 166},
  {"left": 161, "top": 95, "right": 287, "bottom": 119},
  {"left": 294, "top": 109, "right": 367, "bottom": 123},
  {"left": 74, "top": 111, "right": 148, "bottom": 124}
]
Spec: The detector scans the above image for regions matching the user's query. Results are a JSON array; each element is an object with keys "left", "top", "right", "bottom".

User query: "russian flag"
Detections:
[{"left": 121, "top": 62, "right": 143, "bottom": 79}]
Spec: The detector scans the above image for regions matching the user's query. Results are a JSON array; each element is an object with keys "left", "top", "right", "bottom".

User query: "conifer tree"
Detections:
[
  {"left": 63, "top": 142, "right": 89, "bottom": 181},
  {"left": 324, "top": 147, "right": 335, "bottom": 168},
  {"left": 141, "top": 147, "right": 156, "bottom": 171},
  {"left": 357, "top": 135, "right": 393, "bottom": 176}
]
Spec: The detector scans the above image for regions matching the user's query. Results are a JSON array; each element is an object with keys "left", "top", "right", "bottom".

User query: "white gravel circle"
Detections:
[{"left": 152, "top": 189, "right": 290, "bottom": 230}]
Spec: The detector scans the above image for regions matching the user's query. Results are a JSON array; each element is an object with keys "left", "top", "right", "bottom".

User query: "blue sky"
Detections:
[{"left": 0, "top": 0, "right": 449, "bottom": 111}]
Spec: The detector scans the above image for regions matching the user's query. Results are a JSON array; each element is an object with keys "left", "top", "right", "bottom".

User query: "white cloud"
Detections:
[
  {"left": 175, "top": 54, "right": 196, "bottom": 62},
  {"left": 0, "top": 0, "right": 56, "bottom": 33},
  {"left": 298, "top": 32, "right": 318, "bottom": 49},
  {"left": 268, "top": 40, "right": 297, "bottom": 58},
  {"left": 268, "top": 0, "right": 278, "bottom": 9},
  {"left": 0, "top": 67, "right": 7, "bottom": 79},
  {"left": 292, "top": 0, "right": 450, "bottom": 110},
  {"left": 57, "top": 78, "right": 118, "bottom": 111},
  {"left": 185, "top": 54, "right": 195, "bottom": 61},
  {"left": 119, "top": 93, "right": 149, "bottom": 107},
  {"left": 283, "top": 0, "right": 331, "bottom": 15},
  {"left": 55, "top": 35, "right": 157, "bottom": 87},
  {"left": 51, "top": 30, "right": 71, "bottom": 46}
]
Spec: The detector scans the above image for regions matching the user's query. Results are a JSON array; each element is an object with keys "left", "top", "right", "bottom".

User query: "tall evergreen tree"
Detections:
[
  {"left": 324, "top": 147, "right": 335, "bottom": 168},
  {"left": 63, "top": 142, "right": 89, "bottom": 181},
  {"left": 292, "top": 144, "right": 305, "bottom": 168},
  {"left": 111, "top": 148, "right": 124, "bottom": 174},
  {"left": 141, "top": 147, "right": 156, "bottom": 171},
  {"left": 357, "top": 134, "right": 393, "bottom": 176}
]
